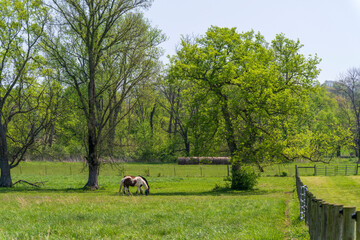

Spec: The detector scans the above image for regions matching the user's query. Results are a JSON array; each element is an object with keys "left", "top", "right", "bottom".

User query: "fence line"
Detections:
[
  {"left": 295, "top": 165, "right": 359, "bottom": 239},
  {"left": 297, "top": 164, "right": 359, "bottom": 176}
]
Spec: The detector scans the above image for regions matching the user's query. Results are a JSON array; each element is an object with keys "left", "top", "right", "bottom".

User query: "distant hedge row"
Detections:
[{"left": 178, "top": 157, "right": 230, "bottom": 165}]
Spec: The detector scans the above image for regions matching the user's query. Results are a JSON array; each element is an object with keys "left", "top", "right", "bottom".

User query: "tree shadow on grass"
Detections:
[
  {"left": 0, "top": 185, "right": 277, "bottom": 197},
  {"left": 0, "top": 186, "right": 96, "bottom": 194},
  {"left": 150, "top": 188, "right": 274, "bottom": 197}
]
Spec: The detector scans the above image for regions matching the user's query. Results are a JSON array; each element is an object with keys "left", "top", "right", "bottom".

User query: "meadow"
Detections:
[
  {"left": 302, "top": 176, "right": 360, "bottom": 208},
  {"left": 0, "top": 162, "right": 309, "bottom": 239}
]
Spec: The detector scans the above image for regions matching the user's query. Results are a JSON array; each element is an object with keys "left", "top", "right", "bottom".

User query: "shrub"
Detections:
[{"left": 229, "top": 166, "right": 258, "bottom": 190}]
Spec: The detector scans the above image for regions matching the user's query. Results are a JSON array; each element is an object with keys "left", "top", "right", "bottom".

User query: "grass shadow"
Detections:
[
  {"left": 151, "top": 189, "right": 272, "bottom": 197},
  {"left": 0, "top": 186, "right": 97, "bottom": 194},
  {"left": 0, "top": 185, "right": 275, "bottom": 197}
]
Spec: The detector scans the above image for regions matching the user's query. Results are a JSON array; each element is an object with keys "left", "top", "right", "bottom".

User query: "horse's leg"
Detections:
[
  {"left": 140, "top": 186, "right": 143, "bottom": 195},
  {"left": 136, "top": 186, "right": 139, "bottom": 195},
  {"left": 123, "top": 185, "right": 126, "bottom": 195},
  {"left": 119, "top": 182, "right": 123, "bottom": 194}
]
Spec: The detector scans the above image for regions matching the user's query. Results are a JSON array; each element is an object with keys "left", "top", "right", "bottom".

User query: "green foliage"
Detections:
[
  {"left": 284, "top": 86, "right": 354, "bottom": 162},
  {"left": 170, "top": 26, "right": 321, "bottom": 171},
  {"left": 226, "top": 165, "right": 259, "bottom": 190}
]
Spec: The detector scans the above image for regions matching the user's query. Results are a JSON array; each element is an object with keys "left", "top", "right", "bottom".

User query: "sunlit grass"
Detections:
[
  {"left": 0, "top": 162, "right": 309, "bottom": 239},
  {"left": 302, "top": 176, "right": 360, "bottom": 207}
]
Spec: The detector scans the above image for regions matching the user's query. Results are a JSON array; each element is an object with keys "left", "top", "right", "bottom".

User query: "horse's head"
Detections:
[{"left": 145, "top": 189, "right": 149, "bottom": 195}]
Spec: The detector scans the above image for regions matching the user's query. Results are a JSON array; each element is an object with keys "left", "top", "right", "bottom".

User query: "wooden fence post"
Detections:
[
  {"left": 310, "top": 198, "right": 317, "bottom": 239},
  {"left": 357, "top": 164, "right": 359, "bottom": 175},
  {"left": 336, "top": 165, "right": 338, "bottom": 176},
  {"left": 314, "top": 165, "right": 317, "bottom": 176},
  {"left": 306, "top": 191, "right": 312, "bottom": 226},
  {"left": 314, "top": 199, "right": 323, "bottom": 239},
  {"left": 353, "top": 211, "right": 360, "bottom": 240},
  {"left": 327, "top": 204, "right": 335, "bottom": 240},
  {"left": 322, "top": 202, "right": 329, "bottom": 240},
  {"left": 342, "top": 206, "right": 356, "bottom": 240},
  {"left": 333, "top": 205, "right": 344, "bottom": 240}
]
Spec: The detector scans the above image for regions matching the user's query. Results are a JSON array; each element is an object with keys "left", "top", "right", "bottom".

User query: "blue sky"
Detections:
[{"left": 144, "top": 0, "right": 360, "bottom": 83}]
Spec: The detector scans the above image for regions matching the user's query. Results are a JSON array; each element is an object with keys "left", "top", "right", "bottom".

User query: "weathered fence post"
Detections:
[
  {"left": 327, "top": 204, "right": 335, "bottom": 240},
  {"left": 353, "top": 211, "right": 360, "bottom": 240},
  {"left": 333, "top": 205, "right": 344, "bottom": 240},
  {"left": 313, "top": 199, "right": 323, "bottom": 239},
  {"left": 357, "top": 164, "right": 359, "bottom": 175},
  {"left": 321, "top": 202, "right": 329, "bottom": 240},
  {"left": 310, "top": 198, "right": 317, "bottom": 239},
  {"left": 314, "top": 165, "right": 317, "bottom": 176},
  {"left": 306, "top": 191, "right": 312, "bottom": 226},
  {"left": 342, "top": 206, "right": 356, "bottom": 240}
]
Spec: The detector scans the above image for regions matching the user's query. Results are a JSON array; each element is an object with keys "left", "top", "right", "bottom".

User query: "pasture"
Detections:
[
  {"left": 0, "top": 162, "right": 309, "bottom": 239},
  {"left": 302, "top": 176, "right": 360, "bottom": 208}
]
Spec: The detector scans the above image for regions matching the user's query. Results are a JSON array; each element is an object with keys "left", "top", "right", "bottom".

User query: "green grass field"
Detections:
[
  {"left": 302, "top": 176, "right": 360, "bottom": 208},
  {"left": 0, "top": 162, "right": 309, "bottom": 239}
]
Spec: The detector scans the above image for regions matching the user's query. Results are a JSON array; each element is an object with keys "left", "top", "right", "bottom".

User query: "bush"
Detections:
[{"left": 229, "top": 166, "right": 258, "bottom": 190}]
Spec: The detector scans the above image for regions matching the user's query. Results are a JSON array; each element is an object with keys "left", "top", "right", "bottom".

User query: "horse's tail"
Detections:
[{"left": 139, "top": 176, "right": 150, "bottom": 190}]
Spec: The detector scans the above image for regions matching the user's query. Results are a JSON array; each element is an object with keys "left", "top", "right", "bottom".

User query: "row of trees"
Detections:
[{"left": 1, "top": 0, "right": 359, "bottom": 189}]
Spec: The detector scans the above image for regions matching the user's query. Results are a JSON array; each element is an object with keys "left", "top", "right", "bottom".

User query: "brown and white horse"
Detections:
[{"left": 119, "top": 175, "right": 150, "bottom": 195}]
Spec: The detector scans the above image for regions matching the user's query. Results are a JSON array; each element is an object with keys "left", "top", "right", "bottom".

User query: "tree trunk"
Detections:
[
  {"left": 0, "top": 162, "right": 12, "bottom": 187},
  {"left": 84, "top": 56, "right": 99, "bottom": 189},
  {"left": 150, "top": 103, "right": 156, "bottom": 135},
  {"left": 336, "top": 145, "right": 341, "bottom": 158},
  {"left": 84, "top": 132, "right": 99, "bottom": 189},
  {"left": 219, "top": 98, "right": 241, "bottom": 186},
  {"left": 0, "top": 123, "right": 12, "bottom": 187},
  {"left": 85, "top": 163, "right": 99, "bottom": 190},
  {"left": 107, "top": 93, "right": 115, "bottom": 157},
  {"left": 221, "top": 102, "right": 237, "bottom": 156},
  {"left": 184, "top": 131, "right": 190, "bottom": 157}
]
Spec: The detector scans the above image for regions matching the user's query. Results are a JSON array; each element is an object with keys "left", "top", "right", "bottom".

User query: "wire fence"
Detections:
[
  {"left": 297, "top": 164, "right": 359, "bottom": 176},
  {"left": 10, "top": 163, "right": 231, "bottom": 178}
]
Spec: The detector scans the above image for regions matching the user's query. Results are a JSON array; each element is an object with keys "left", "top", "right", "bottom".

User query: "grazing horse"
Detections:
[{"left": 119, "top": 175, "right": 150, "bottom": 196}]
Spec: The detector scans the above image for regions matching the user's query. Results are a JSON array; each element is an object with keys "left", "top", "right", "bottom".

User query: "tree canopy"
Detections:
[{"left": 0, "top": 4, "right": 356, "bottom": 189}]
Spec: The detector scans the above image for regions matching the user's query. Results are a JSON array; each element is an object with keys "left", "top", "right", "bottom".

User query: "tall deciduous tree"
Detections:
[
  {"left": 0, "top": 0, "right": 49, "bottom": 187},
  {"left": 171, "top": 26, "right": 320, "bottom": 188},
  {"left": 45, "top": 0, "right": 163, "bottom": 189},
  {"left": 336, "top": 68, "right": 360, "bottom": 163}
]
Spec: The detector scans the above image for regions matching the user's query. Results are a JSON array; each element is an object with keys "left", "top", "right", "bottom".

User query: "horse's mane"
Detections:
[{"left": 138, "top": 176, "right": 150, "bottom": 189}]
